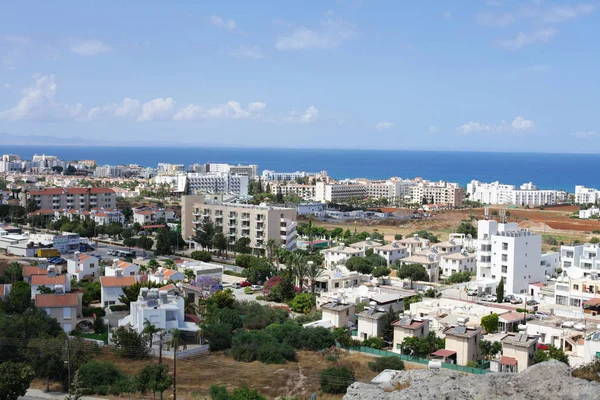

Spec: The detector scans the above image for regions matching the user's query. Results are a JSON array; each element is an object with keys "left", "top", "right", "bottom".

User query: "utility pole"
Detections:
[
  {"left": 173, "top": 339, "right": 177, "bottom": 400},
  {"left": 66, "top": 337, "right": 72, "bottom": 394},
  {"left": 158, "top": 332, "right": 164, "bottom": 365}
]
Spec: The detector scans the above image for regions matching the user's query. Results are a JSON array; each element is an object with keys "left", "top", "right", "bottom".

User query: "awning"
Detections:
[
  {"left": 431, "top": 349, "right": 456, "bottom": 357},
  {"left": 584, "top": 298, "right": 600, "bottom": 307},
  {"left": 499, "top": 356, "right": 518, "bottom": 366}
]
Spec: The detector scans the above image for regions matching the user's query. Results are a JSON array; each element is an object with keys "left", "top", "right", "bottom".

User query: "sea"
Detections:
[{"left": 1, "top": 145, "right": 597, "bottom": 191}]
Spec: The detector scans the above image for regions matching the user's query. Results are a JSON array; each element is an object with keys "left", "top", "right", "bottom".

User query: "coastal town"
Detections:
[{"left": 2, "top": 152, "right": 600, "bottom": 398}]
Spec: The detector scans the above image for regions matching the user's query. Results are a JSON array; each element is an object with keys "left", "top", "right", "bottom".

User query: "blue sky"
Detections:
[{"left": 0, "top": 0, "right": 599, "bottom": 152}]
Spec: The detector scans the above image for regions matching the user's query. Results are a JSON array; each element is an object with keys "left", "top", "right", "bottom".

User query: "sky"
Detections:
[{"left": 0, "top": 0, "right": 599, "bottom": 152}]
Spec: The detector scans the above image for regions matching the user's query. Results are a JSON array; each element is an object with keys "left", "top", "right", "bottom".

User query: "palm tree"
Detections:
[
  {"left": 291, "top": 253, "right": 308, "bottom": 292},
  {"left": 138, "top": 264, "right": 148, "bottom": 275},
  {"left": 266, "top": 238, "right": 276, "bottom": 261},
  {"left": 183, "top": 268, "right": 195, "bottom": 282},
  {"left": 307, "top": 216, "right": 314, "bottom": 253},
  {"left": 147, "top": 259, "right": 159, "bottom": 273},
  {"left": 168, "top": 328, "right": 185, "bottom": 352},
  {"left": 142, "top": 319, "right": 164, "bottom": 346},
  {"left": 184, "top": 297, "right": 198, "bottom": 315},
  {"left": 163, "top": 259, "right": 176, "bottom": 269},
  {"left": 7, "top": 261, "right": 22, "bottom": 284},
  {"left": 306, "top": 260, "right": 325, "bottom": 294}
]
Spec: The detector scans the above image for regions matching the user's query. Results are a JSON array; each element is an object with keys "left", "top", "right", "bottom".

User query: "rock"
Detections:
[{"left": 344, "top": 361, "right": 600, "bottom": 400}]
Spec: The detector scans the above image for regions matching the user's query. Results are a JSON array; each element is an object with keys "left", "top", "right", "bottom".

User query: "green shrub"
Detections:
[
  {"left": 191, "top": 250, "right": 212, "bottom": 262},
  {"left": 326, "top": 355, "right": 338, "bottom": 362},
  {"left": 236, "top": 302, "right": 288, "bottom": 330},
  {"left": 244, "top": 287, "right": 253, "bottom": 295},
  {"left": 294, "top": 310, "right": 322, "bottom": 324},
  {"left": 109, "top": 304, "right": 128, "bottom": 312},
  {"left": 235, "top": 254, "right": 256, "bottom": 268},
  {"left": 368, "top": 356, "right": 405, "bottom": 372},
  {"left": 77, "top": 360, "right": 121, "bottom": 394},
  {"left": 82, "top": 306, "right": 106, "bottom": 317},
  {"left": 363, "top": 336, "right": 385, "bottom": 349},
  {"left": 480, "top": 313, "right": 499, "bottom": 333},
  {"left": 223, "top": 270, "right": 244, "bottom": 277},
  {"left": 289, "top": 293, "right": 316, "bottom": 313},
  {"left": 231, "top": 330, "right": 296, "bottom": 364},
  {"left": 319, "top": 366, "right": 355, "bottom": 394},
  {"left": 204, "top": 323, "right": 234, "bottom": 351}
]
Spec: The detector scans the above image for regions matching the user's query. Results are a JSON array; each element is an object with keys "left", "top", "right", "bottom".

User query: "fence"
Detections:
[{"left": 342, "top": 345, "right": 489, "bottom": 375}]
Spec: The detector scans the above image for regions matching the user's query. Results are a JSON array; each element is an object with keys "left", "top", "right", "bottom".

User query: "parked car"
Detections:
[
  {"left": 467, "top": 288, "right": 478, "bottom": 296},
  {"left": 231, "top": 282, "right": 241, "bottom": 289},
  {"left": 484, "top": 295, "right": 497, "bottom": 302},
  {"left": 534, "top": 311, "right": 550, "bottom": 319},
  {"left": 527, "top": 300, "right": 539, "bottom": 306},
  {"left": 510, "top": 297, "right": 523, "bottom": 304},
  {"left": 504, "top": 295, "right": 514, "bottom": 303},
  {"left": 240, "top": 281, "right": 252, "bottom": 287},
  {"left": 251, "top": 285, "right": 262, "bottom": 291}
]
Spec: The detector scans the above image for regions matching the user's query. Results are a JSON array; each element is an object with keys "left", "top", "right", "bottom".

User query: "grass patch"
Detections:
[{"left": 81, "top": 331, "right": 109, "bottom": 343}]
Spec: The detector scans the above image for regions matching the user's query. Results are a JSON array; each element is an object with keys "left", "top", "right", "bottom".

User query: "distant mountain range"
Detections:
[{"left": 0, "top": 132, "right": 185, "bottom": 147}]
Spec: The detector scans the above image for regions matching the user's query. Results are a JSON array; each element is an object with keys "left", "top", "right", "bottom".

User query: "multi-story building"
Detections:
[
  {"left": 181, "top": 195, "right": 297, "bottom": 252},
  {"left": 374, "top": 242, "right": 408, "bottom": 267},
  {"left": 94, "top": 165, "right": 121, "bottom": 178},
  {"left": 315, "top": 182, "right": 367, "bottom": 203},
  {"left": 189, "top": 163, "right": 258, "bottom": 178},
  {"left": 491, "top": 333, "right": 539, "bottom": 373},
  {"left": 467, "top": 180, "right": 567, "bottom": 206},
  {"left": 575, "top": 185, "right": 600, "bottom": 204},
  {"left": 322, "top": 244, "right": 364, "bottom": 268},
  {"left": 356, "top": 178, "right": 415, "bottom": 203},
  {"left": 67, "top": 252, "right": 100, "bottom": 281},
  {"left": 320, "top": 301, "right": 356, "bottom": 329},
  {"left": 157, "top": 163, "right": 185, "bottom": 174},
  {"left": 397, "top": 251, "right": 440, "bottom": 282},
  {"left": 187, "top": 172, "right": 249, "bottom": 196},
  {"left": 476, "top": 219, "right": 543, "bottom": 295},
  {"left": 270, "top": 183, "right": 316, "bottom": 201},
  {"left": 555, "top": 275, "right": 600, "bottom": 308},
  {"left": 392, "top": 316, "right": 429, "bottom": 354},
  {"left": 410, "top": 181, "right": 464, "bottom": 207},
  {"left": 438, "top": 324, "right": 483, "bottom": 366},
  {"left": 133, "top": 206, "right": 176, "bottom": 225},
  {"left": 440, "top": 250, "right": 476, "bottom": 277},
  {"left": 261, "top": 169, "right": 327, "bottom": 182},
  {"left": 36, "top": 290, "right": 82, "bottom": 333},
  {"left": 25, "top": 187, "right": 116, "bottom": 210},
  {"left": 30, "top": 267, "right": 71, "bottom": 299},
  {"left": 580, "top": 206, "right": 600, "bottom": 219},
  {"left": 560, "top": 243, "right": 585, "bottom": 270},
  {"left": 100, "top": 272, "right": 137, "bottom": 307},
  {"left": 398, "top": 234, "right": 430, "bottom": 256}
]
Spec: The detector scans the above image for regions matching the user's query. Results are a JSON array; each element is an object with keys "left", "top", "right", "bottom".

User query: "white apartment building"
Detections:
[
  {"left": 554, "top": 275, "right": 600, "bottom": 308},
  {"left": 187, "top": 172, "right": 249, "bottom": 196},
  {"left": 154, "top": 173, "right": 187, "bottom": 193},
  {"left": 580, "top": 207, "right": 600, "bottom": 219},
  {"left": 270, "top": 183, "right": 317, "bottom": 201},
  {"left": 66, "top": 252, "right": 100, "bottom": 281},
  {"left": 354, "top": 178, "right": 415, "bottom": 203},
  {"left": 374, "top": 242, "right": 408, "bottom": 266},
  {"left": 133, "top": 206, "right": 176, "bottom": 225},
  {"left": 100, "top": 273, "right": 137, "bottom": 307},
  {"left": 575, "top": 185, "right": 600, "bottom": 204},
  {"left": 296, "top": 202, "right": 325, "bottom": 216},
  {"left": 322, "top": 245, "right": 364, "bottom": 268},
  {"left": 157, "top": 163, "right": 185, "bottom": 174},
  {"left": 397, "top": 251, "right": 440, "bottom": 282},
  {"left": 410, "top": 181, "right": 464, "bottom": 207},
  {"left": 467, "top": 180, "right": 567, "bottom": 206},
  {"left": 315, "top": 181, "right": 367, "bottom": 203},
  {"left": 261, "top": 169, "right": 327, "bottom": 182},
  {"left": 560, "top": 243, "right": 600, "bottom": 275},
  {"left": 441, "top": 250, "right": 476, "bottom": 277},
  {"left": 119, "top": 288, "right": 199, "bottom": 335},
  {"left": 94, "top": 165, "right": 121, "bottom": 178},
  {"left": 476, "top": 220, "right": 543, "bottom": 295},
  {"left": 189, "top": 163, "right": 258, "bottom": 178},
  {"left": 181, "top": 195, "right": 297, "bottom": 252},
  {"left": 560, "top": 244, "right": 585, "bottom": 270},
  {"left": 105, "top": 260, "right": 140, "bottom": 277}
]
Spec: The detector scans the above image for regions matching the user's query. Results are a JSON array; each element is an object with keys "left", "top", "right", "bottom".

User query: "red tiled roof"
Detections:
[
  {"left": 95, "top": 213, "right": 108, "bottom": 217},
  {"left": 163, "top": 269, "right": 179, "bottom": 278},
  {"left": 530, "top": 282, "right": 545, "bottom": 288},
  {"left": 100, "top": 276, "right": 136, "bottom": 287},
  {"left": 499, "top": 356, "right": 518, "bottom": 366},
  {"left": 29, "top": 187, "right": 114, "bottom": 195},
  {"left": 135, "top": 210, "right": 154, "bottom": 215},
  {"left": 431, "top": 349, "right": 456, "bottom": 357},
  {"left": 185, "top": 314, "right": 201, "bottom": 323},
  {"left": 142, "top": 224, "right": 166, "bottom": 229},
  {"left": 35, "top": 293, "right": 78, "bottom": 307},
  {"left": 499, "top": 312, "right": 527, "bottom": 322},
  {"left": 23, "top": 266, "right": 47, "bottom": 277},
  {"left": 160, "top": 284, "right": 176, "bottom": 291},
  {"left": 31, "top": 274, "right": 67, "bottom": 285},
  {"left": 30, "top": 209, "right": 55, "bottom": 215}
]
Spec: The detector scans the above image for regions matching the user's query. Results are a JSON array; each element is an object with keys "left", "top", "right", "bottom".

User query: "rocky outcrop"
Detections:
[{"left": 344, "top": 361, "right": 600, "bottom": 400}]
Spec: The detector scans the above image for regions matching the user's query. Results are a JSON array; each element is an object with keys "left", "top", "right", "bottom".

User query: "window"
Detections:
[
  {"left": 334, "top": 282, "right": 339, "bottom": 288},
  {"left": 502, "top": 242, "right": 508, "bottom": 250},
  {"left": 346, "top": 310, "right": 349, "bottom": 316},
  {"left": 574, "top": 284, "right": 579, "bottom": 290},
  {"left": 501, "top": 254, "right": 508, "bottom": 262},
  {"left": 63, "top": 307, "right": 72, "bottom": 320},
  {"left": 397, "top": 343, "right": 402, "bottom": 349}
]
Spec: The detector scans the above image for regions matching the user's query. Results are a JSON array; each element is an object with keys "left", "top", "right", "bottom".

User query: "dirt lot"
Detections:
[
  {"left": 313, "top": 206, "right": 599, "bottom": 244},
  {"left": 32, "top": 349, "right": 425, "bottom": 399}
]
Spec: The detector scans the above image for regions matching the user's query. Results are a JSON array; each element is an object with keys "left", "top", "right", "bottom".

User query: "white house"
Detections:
[
  {"left": 322, "top": 245, "right": 364, "bottom": 268},
  {"left": 441, "top": 250, "right": 476, "bottom": 277},
  {"left": 118, "top": 288, "right": 199, "bottom": 337},
  {"left": 349, "top": 240, "right": 383, "bottom": 252},
  {"left": 133, "top": 206, "right": 176, "bottom": 225},
  {"left": 91, "top": 208, "right": 125, "bottom": 225},
  {"left": 398, "top": 235, "right": 430, "bottom": 256},
  {"left": 100, "top": 273, "right": 136, "bottom": 307},
  {"left": 177, "top": 261, "right": 223, "bottom": 282},
  {"left": 66, "top": 252, "right": 100, "bottom": 281},
  {"left": 149, "top": 267, "right": 185, "bottom": 285},
  {"left": 374, "top": 242, "right": 408, "bottom": 267},
  {"left": 105, "top": 259, "right": 140, "bottom": 277},
  {"left": 355, "top": 308, "right": 386, "bottom": 341},
  {"left": 320, "top": 301, "right": 356, "bottom": 329},
  {"left": 313, "top": 269, "right": 364, "bottom": 292},
  {"left": 476, "top": 219, "right": 542, "bottom": 295},
  {"left": 30, "top": 267, "right": 70, "bottom": 299},
  {"left": 392, "top": 316, "right": 429, "bottom": 354},
  {"left": 397, "top": 252, "right": 440, "bottom": 283}
]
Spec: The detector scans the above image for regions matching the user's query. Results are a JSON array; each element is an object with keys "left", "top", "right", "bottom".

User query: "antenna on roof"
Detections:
[{"left": 500, "top": 209, "right": 507, "bottom": 224}]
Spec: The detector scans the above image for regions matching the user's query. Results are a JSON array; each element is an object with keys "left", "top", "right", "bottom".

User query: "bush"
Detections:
[
  {"left": 223, "top": 270, "right": 244, "bottom": 277},
  {"left": 372, "top": 266, "right": 391, "bottom": 278},
  {"left": 543, "top": 236, "right": 558, "bottom": 245},
  {"left": 447, "top": 271, "right": 473, "bottom": 284},
  {"left": 204, "top": 323, "right": 234, "bottom": 351},
  {"left": 363, "top": 336, "right": 385, "bottom": 349},
  {"left": 237, "top": 302, "right": 288, "bottom": 330},
  {"left": 191, "top": 250, "right": 212, "bottom": 262},
  {"left": 244, "top": 287, "right": 253, "bottom": 295},
  {"left": 111, "top": 326, "right": 149, "bottom": 359},
  {"left": 231, "top": 330, "right": 296, "bottom": 364},
  {"left": 289, "top": 293, "right": 316, "bottom": 313},
  {"left": 368, "top": 356, "right": 405, "bottom": 372},
  {"left": 77, "top": 360, "right": 121, "bottom": 394},
  {"left": 480, "top": 313, "right": 499, "bottom": 333},
  {"left": 235, "top": 254, "right": 256, "bottom": 268},
  {"left": 319, "top": 367, "right": 355, "bottom": 394},
  {"left": 82, "top": 306, "right": 106, "bottom": 317},
  {"left": 294, "top": 310, "right": 322, "bottom": 324},
  {"left": 209, "top": 385, "right": 266, "bottom": 400},
  {"left": 109, "top": 304, "right": 129, "bottom": 312}
]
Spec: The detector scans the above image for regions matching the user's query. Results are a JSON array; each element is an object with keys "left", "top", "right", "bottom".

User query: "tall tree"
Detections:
[
  {"left": 396, "top": 263, "right": 429, "bottom": 289},
  {"left": 306, "top": 260, "right": 325, "bottom": 294},
  {"left": 496, "top": 279, "right": 505, "bottom": 303},
  {"left": 382, "top": 305, "right": 399, "bottom": 343},
  {"left": 291, "top": 253, "right": 308, "bottom": 292},
  {"left": 0, "top": 361, "right": 35, "bottom": 400},
  {"left": 212, "top": 232, "right": 228, "bottom": 257},
  {"left": 138, "top": 363, "right": 173, "bottom": 400},
  {"left": 155, "top": 227, "right": 173, "bottom": 256},
  {"left": 26, "top": 337, "right": 66, "bottom": 392},
  {"left": 233, "top": 237, "right": 252, "bottom": 254}
]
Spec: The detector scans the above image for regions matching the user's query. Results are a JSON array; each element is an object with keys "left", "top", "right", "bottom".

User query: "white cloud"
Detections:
[
  {"left": 0, "top": 74, "right": 82, "bottom": 121},
  {"left": 497, "top": 29, "right": 556, "bottom": 49},
  {"left": 375, "top": 121, "right": 394, "bottom": 131},
  {"left": 229, "top": 46, "right": 264, "bottom": 59},
  {"left": 429, "top": 126, "right": 439, "bottom": 134},
  {"left": 173, "top": 101, "right": 266, "bottom": 121},
  {"left": 3, "top": 83, "right": 10, "bottom": 89},
  {"left": 69, "top": 39, "right": 112, "bottom": 56},
  {"left": 477, "top": 12, "right": 516, "bottom": 26},
  {"left": 457, "top": 122, "right": 492, "bottom": 134},
  {"left": 275, "top": 16, "right": 356, "bottom": 50},
  {"left": 570, "top": 131, "right": 597, "bottom": 138},
  {"left": 442, "top": 11, "right": 453, "bottom": 20},
  {"left": 210, "top": 15, "right": 237, "bottom": 31},
  {"left": 521, "top": 4, "right": 595, "bottom": 24},
  {"left": 511, "top": 116, "right": 535, "bottom": 130},
  {"left": 138, "top": 97, "right": 175, "bottom": 122},
  {"left": 88, "top": 97, "right": 141, "bottom": 120},
  {"left": 457, "top": 116, "right": 535, "bottom": 134},
  {"left": 300, "top": 106, "right": 319, "bottom": 123}
]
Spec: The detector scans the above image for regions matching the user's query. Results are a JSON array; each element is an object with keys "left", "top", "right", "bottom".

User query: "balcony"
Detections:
[
  {"left": 241, "top": 214, "right": 250, "bottom": 221},
  {"left": 255, "top": 225, "right": 264, "bottom": 231},
  {"left": 228, "top": 230, "right": 237, "bottom": 236}
]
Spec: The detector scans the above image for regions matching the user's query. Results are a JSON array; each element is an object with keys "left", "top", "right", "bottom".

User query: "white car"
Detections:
[
  {"left": 535, "top": 311, "right": 550, "bottom": 319},
  {"left": 485, "top": 295, "right": 497, "bottom": 302},
  {"left": 251, "top": 285, "right": 262, "bottom": 291}
]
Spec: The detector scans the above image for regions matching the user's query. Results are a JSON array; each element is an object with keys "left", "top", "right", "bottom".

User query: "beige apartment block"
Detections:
[
  {"left": 440, "top": 325, "right": 483, "bottom": 366},
  {"left": 491, "top": 332, "right": 538, "bottom": 373},
  {"left": 25, "top": 187, "right": 116, "bottom": 211},
  {"left": 181, "top": 195, "right": 297, "bottom": 252}
]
